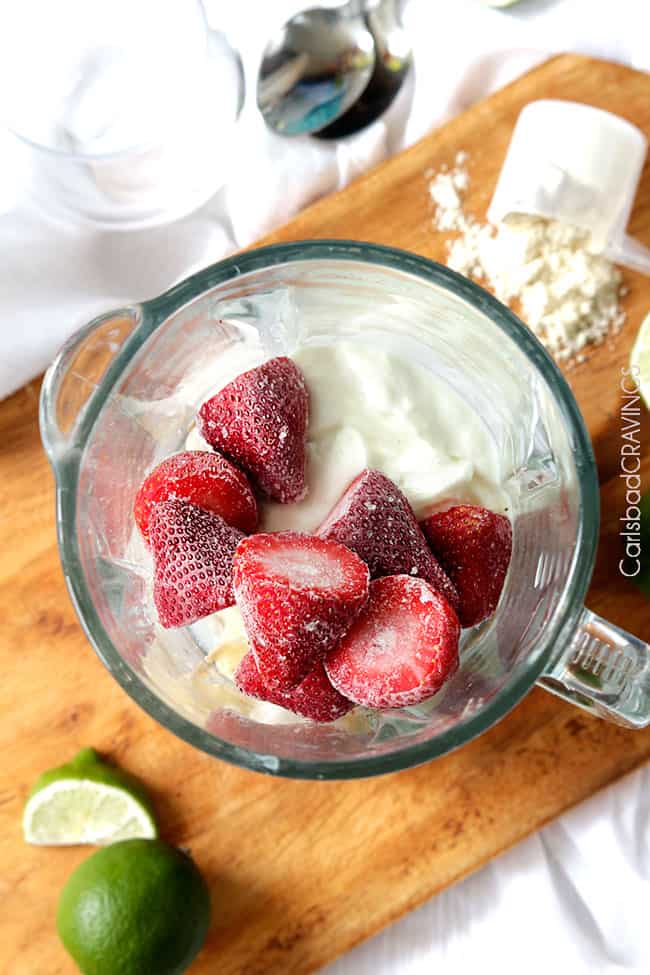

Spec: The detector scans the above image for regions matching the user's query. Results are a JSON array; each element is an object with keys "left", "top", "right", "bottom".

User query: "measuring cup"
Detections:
[{"left": 488, "top": 100, "right": 650, "bottom": 276}]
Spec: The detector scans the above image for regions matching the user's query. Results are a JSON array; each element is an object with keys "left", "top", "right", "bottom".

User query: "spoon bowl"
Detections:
[
  {"left": 257, "top": 3, "right": 375, "bottom": 136},
  {"left": 315, "top": 0, "right": 412, "bottom": 139}
]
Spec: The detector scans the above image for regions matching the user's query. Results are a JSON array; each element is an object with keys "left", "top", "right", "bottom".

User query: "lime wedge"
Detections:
[
  {"left": 23, "top": 748, "right": 157, "bottom": 846},
  {"left": 630, "top": 312, "right": 650, "bottom": 409}
]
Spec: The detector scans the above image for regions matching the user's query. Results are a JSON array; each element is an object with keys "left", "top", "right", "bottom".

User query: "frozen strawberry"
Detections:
[
  {"left": 197, "top": 357, "right": 309, "bottom": 503},
  {"left": 134, "top": 450, "right": 257, "bottom": 544},
  {"left": 235, "top": 652, "right": 354, "bottom": 723},
  {"left": 233, "top": 532, "right": 369, "bottom": 689},
  {"left": 317, "top": 469, "right": 459, "bottom": 611},
  {"left": 150, "top": 499, "right": 244, "bottom": 628},
  {"left": 421, "top": 504, "right": 512, "bottom": 627},
  {"left": 325, "top": 575, "right": 460, "bottom": 709}
]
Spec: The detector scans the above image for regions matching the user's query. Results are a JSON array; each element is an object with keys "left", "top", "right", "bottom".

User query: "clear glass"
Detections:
[
  {"left": 40, "top": 242, "right": 650, "bottom": 779},
  {"left": 0, "top": 0, "right": 243, "bottom": 229}
]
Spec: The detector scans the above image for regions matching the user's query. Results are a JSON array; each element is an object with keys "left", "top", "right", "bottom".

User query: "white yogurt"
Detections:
[
  {"left": 184, "top": 340, "right": 509, "bottom": 724},
  {"left": 188, "top": 342, "right": 507, "bottom": 526}
]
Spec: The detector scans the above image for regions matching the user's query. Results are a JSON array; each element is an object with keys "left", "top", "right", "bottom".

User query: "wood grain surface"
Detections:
[{"left": 1, "top": 55, "right": 650, "bottom": 974}]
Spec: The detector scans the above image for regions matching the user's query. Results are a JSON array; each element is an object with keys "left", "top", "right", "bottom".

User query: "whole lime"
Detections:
[{"left": 57, "top": 838, "right": 210, "bottom": 975}]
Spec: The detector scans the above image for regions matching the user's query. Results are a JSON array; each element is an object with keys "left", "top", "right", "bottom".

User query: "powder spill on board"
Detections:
[{"left": 426, "top": 153, "right": 626, "bottom": 364}]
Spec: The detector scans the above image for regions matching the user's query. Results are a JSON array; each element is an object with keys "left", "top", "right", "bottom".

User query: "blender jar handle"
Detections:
[
  {"left": 39, "top": 307, "right": 141, "bottom": 462},
  {"left": 537, "top": 607, "right": 650, "bottom": 728}
]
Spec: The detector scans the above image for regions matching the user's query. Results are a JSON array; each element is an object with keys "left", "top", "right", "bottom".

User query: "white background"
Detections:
[{"left": 1, "top": 2, "right": 649, "bottom": 971}]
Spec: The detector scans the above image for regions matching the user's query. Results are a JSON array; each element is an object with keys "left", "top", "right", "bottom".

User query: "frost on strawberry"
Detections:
[
  {"left": 134, "top": 449, "right": 257, "bottom": 544},
  {"left": 421, "top": 504, "right": 512, "bottom": 627},
  {"left": 197, "top": 356, "right": 309, "bottom": 503},
  {"left": 149, "top": 499, "right": 244, "bottom": 628},
  {"left": 235, "top": 652, "right": 354, "bottom": 723},
  {"left": 325, "top": 575, "right": 460, "bottom": 709},
  {"left": 317, "top": 469, "right": 459, "bottom": 610},
  {"left": 233, "top": 532, "right": 369, "bottom": 689}
]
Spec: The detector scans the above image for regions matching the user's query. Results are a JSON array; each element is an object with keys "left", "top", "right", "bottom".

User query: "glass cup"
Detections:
[
  {"left": 0, "top": 0, "right": 243, "bottom": 229},
  {"left": 40, "top": 241, "right": 650, "bottom": 779}
]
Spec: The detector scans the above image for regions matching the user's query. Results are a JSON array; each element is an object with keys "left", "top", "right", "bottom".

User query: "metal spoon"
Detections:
[
  {"left": 257, "top": 1, "right": 375, "bottom": 137},
  {"left": 315, "top": 0, "right": 412, "bottom": 139}
]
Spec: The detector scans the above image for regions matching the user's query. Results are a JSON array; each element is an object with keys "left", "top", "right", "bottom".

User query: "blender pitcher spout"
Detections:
[{"left": 39, "top": 307, "right": 141, "bottom": 466}]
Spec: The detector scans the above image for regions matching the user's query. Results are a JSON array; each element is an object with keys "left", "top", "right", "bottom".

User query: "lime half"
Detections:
[
  {"left": 23, "top": 748, "right": 157, "bottom": 846},
  {"left": 630, "top": 312, "right": 650, "bottom": 409}
]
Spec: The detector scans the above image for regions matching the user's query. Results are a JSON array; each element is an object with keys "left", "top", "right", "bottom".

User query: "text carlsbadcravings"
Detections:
[{"left": 619, "top": 365, "right": 643, "bottom": 578}]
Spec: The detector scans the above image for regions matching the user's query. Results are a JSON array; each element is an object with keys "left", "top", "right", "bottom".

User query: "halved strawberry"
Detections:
[
  {"left": 325, "top": 575, "right": 460, "bottom": 709},
  {"left": 317, "top": 469, "right": 459, "bottom": 610},
  {"left": 134, "top": 450, "right": 257, "bottom": 544},
  {"left": 233, "top": 532, "right": 369, "bottom": 689},
  {"left": 235, "top": 652, "right": 354, "bottom": 723},
  {"left": 197, "top": 356, "right": 309, "bottom": 503},
  {"left": 150, "top": 499, "right": 244, "bottom": 628},
  {"left": 421, "top": 504, "right": 512, "bottom": 627}
]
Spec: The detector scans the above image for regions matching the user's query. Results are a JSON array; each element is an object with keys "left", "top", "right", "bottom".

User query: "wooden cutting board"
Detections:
[{"left": 1, "top": 55, "right": 650, "bottom": 974}]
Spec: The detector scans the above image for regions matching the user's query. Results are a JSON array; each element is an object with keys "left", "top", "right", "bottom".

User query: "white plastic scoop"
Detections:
[{"left": 488, "top": 100, "right": 650, "bottom": 276}]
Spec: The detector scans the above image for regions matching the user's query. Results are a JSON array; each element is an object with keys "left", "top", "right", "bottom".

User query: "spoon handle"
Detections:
[
  {"left": 343, "top": 0, "right": 367, "bottom": 14},
  {"left": 362, "top": 0, "right": 407, "bottom": 22}
]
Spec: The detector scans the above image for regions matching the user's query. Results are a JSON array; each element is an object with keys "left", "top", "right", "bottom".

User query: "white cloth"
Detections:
[
  {"left": 1, "top": 0, "right": 649, "bottom": 971},
  {"left": 1, "top": 0, "right": 648, "bottom": 400},
  {"left": 326, "top": 765, "right": 650, "bottom": 975}
]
